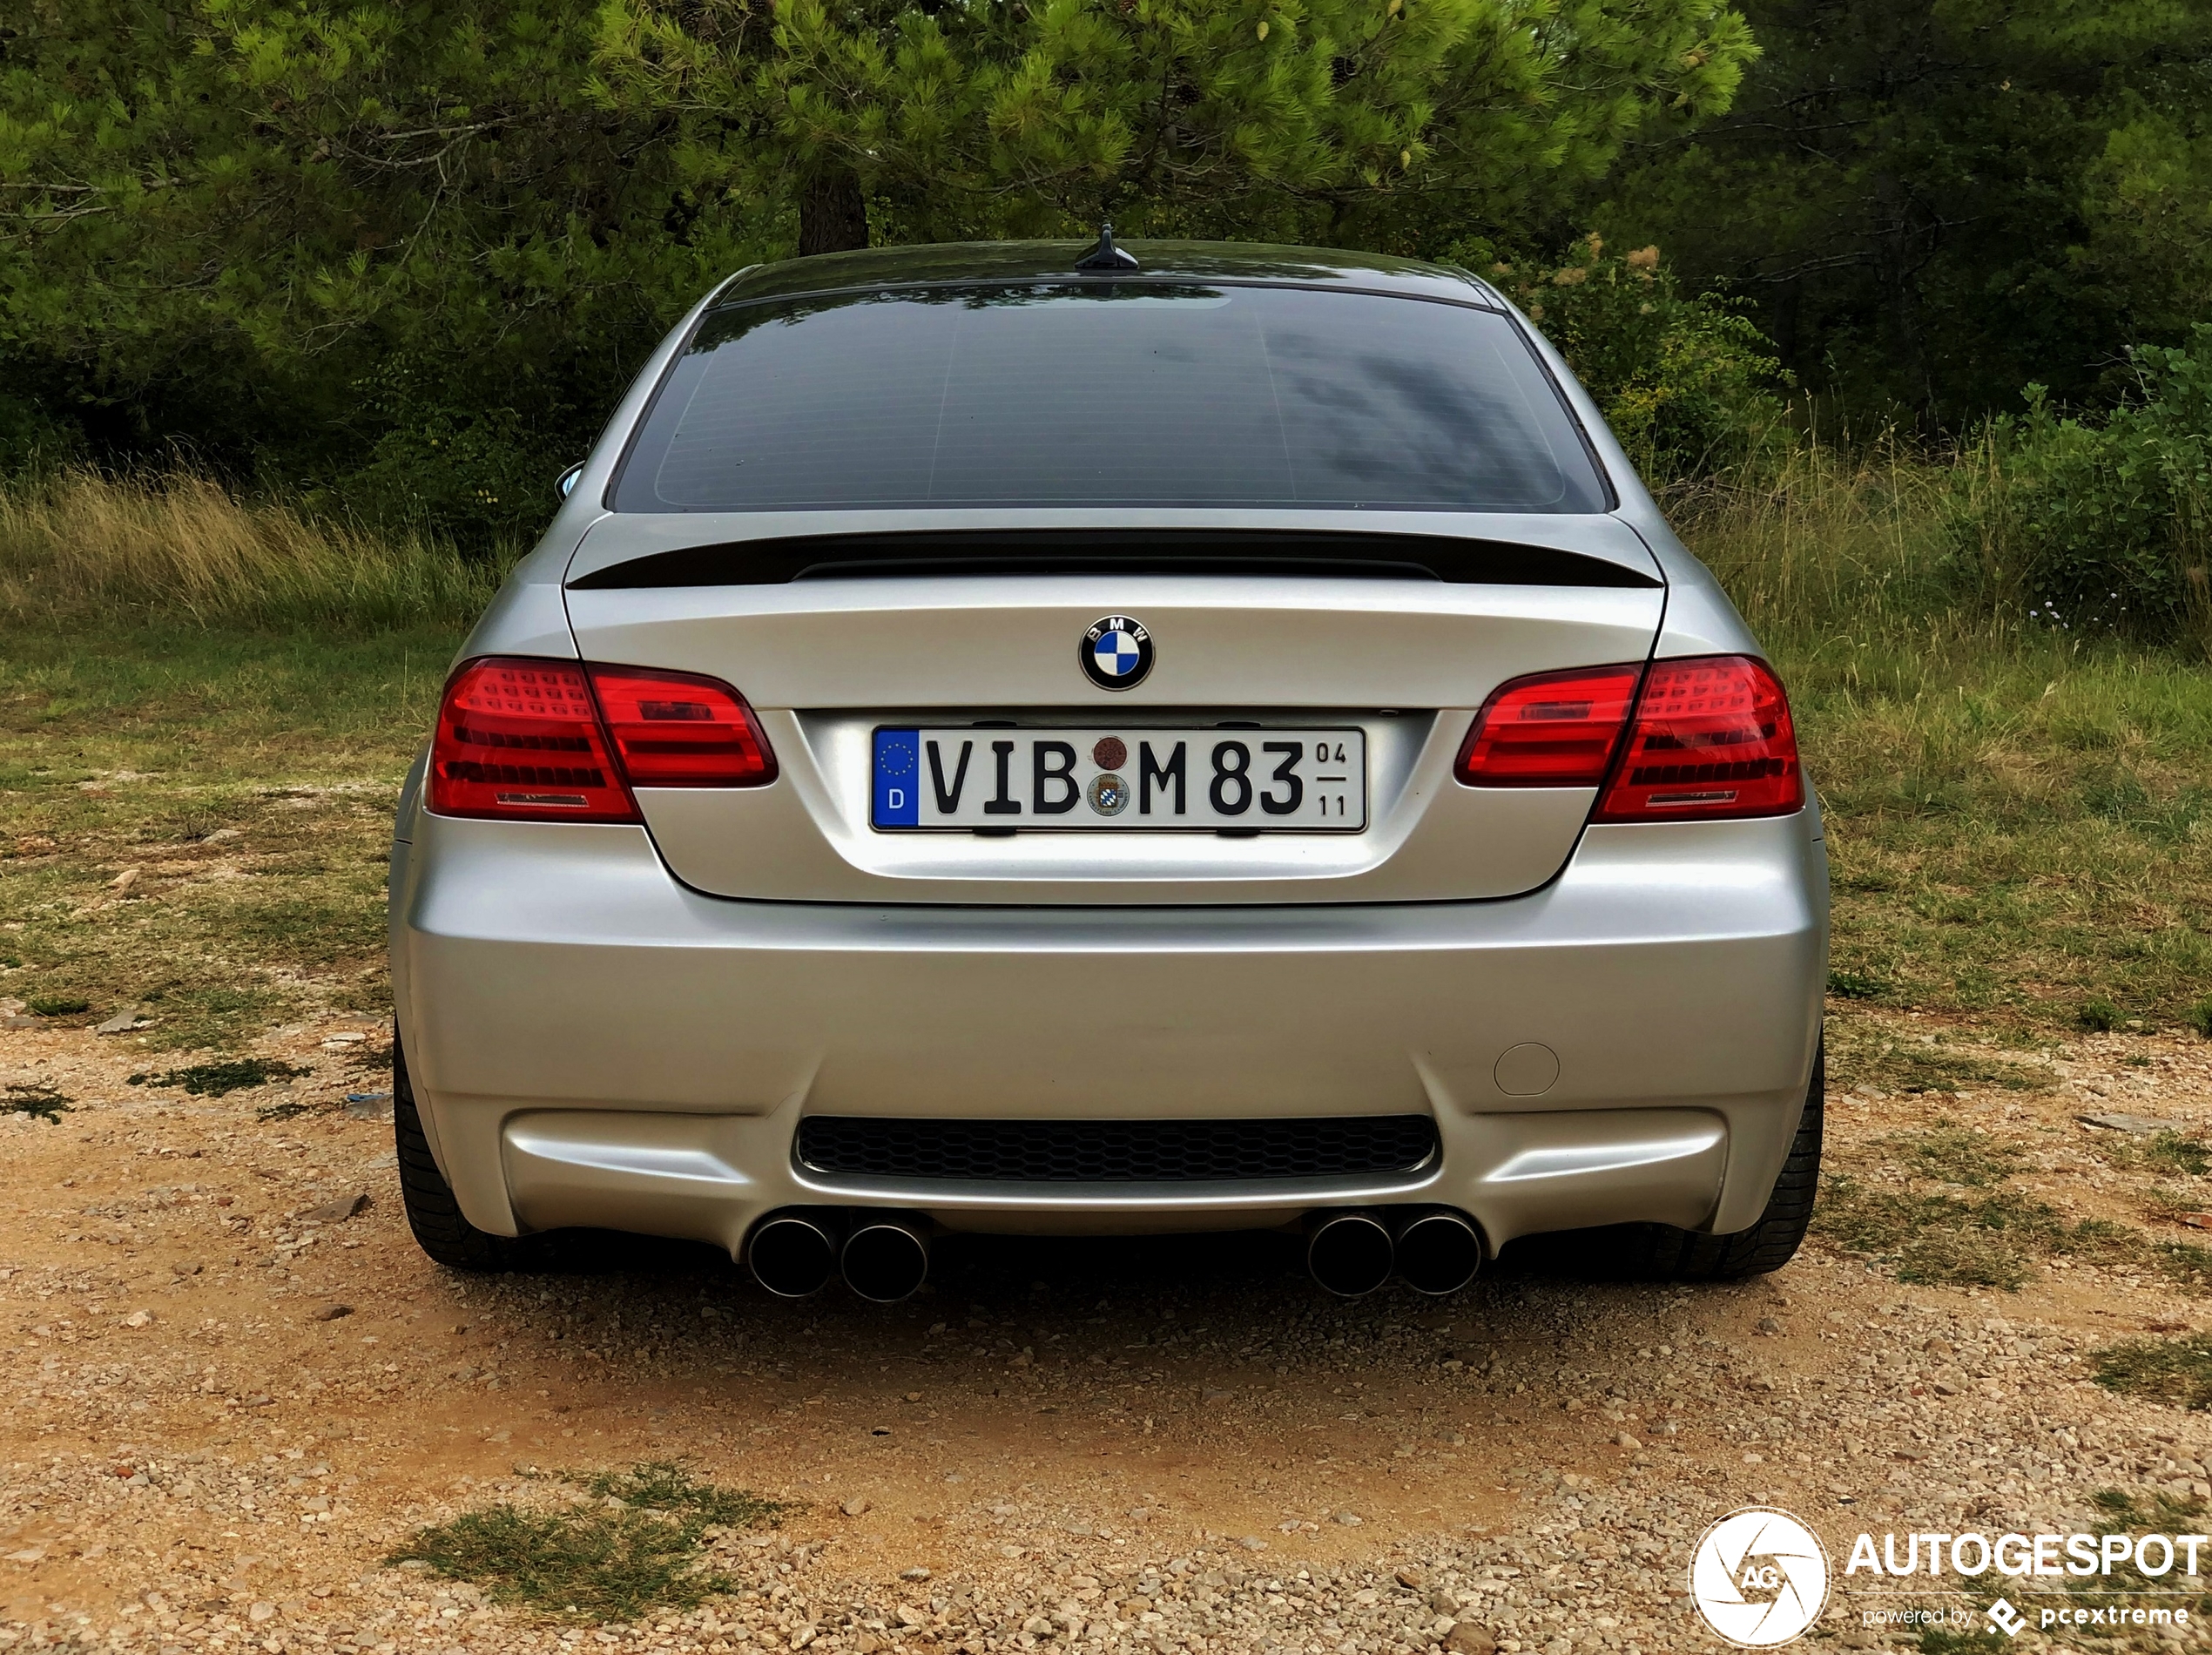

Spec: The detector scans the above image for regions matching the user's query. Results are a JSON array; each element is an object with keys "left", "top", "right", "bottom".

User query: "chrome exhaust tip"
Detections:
[
  {"left": 1393, "top": 1208, "right": 1483, "bottom": 1295},
  {"left": 841, "top": 1216, "right": 931, "bottom": 1303},
  {"left": 746, "top": 1210, "right": 840, "bottom": 1298},
  {"left": 1305, "top": 1209, "right": 1394, "bottom": 1297}
]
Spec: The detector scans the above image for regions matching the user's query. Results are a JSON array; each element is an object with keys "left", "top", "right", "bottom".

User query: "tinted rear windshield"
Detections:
[{"left": 611, "top": 283, "right": 1609, "bottom": 515}]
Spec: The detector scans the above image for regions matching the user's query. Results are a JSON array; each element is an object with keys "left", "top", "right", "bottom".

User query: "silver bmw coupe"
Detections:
[{"left": 388, "top": 238, "right": 1827, "bottom": 1300}]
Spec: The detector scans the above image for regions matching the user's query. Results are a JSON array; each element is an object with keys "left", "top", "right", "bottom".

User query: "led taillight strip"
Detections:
[
  {"left": 428, "top": 657, "right": 777, "bottom": 822},
  {"left": 1456, "top": 654, "right": 1803, "bottom": 821}
]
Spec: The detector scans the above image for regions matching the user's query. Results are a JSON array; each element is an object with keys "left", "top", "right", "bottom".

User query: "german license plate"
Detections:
[{"left": 871, "top": 727, "right": 1366, "bottom": 831}]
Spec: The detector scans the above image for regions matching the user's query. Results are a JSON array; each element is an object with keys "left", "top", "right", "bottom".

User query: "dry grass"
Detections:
[
  {"left": 1671, "top": 441, "right": 2212, "bottom": 1033},
  {"left": 1669, "top": 435, "right": 1980, "bottom": 645},
  {"left": 0, "top": 469, "right": 502, "bottom": 630}
]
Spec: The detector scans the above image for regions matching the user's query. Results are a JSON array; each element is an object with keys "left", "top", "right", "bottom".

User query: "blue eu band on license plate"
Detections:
[
  {"left": 873, "top": 728, "right": 922, "bottom": 827},
  {"left": 870, "top": 726, "right": 1366, "bottom": 832}
]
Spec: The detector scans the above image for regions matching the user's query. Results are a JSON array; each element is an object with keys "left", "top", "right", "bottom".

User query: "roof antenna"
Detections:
[{"left": 1075, "top": 220, "right": 1140, "bottom": 272}]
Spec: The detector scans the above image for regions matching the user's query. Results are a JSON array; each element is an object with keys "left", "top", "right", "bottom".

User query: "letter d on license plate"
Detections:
[{"left": 871, "top": 726, "right": 1365, "bottom": 832}]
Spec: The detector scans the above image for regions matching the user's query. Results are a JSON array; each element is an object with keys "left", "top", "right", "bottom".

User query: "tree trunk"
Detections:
[{"left": 799, "top": 166, "right": 869, "bottom": 256}]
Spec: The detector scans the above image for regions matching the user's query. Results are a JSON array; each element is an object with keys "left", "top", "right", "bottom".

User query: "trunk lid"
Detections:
[{"left": 560, "top": 514, "right": 1665, "bottom": 905}]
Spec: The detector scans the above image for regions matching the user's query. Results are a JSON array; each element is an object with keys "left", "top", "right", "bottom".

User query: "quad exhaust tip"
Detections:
[
  {"left": 1305, "top": 1206, "right": 1485, "bottom": 1297},
  {"left": 1393, "top": 1207, "right": 1483, "bottom": 1295},
  {"left": 1306, "top": 1209, "right": 1395, "bottom": 1297},
  {"left": 746, "top": 1209, "right": 934, "bottom": 1301},
  {"left": 746, "top": 1210, "right": 840, "bottom": 1299},
  {"left": 841, "top": 1217, "right": 930, "bottom": 1303}
]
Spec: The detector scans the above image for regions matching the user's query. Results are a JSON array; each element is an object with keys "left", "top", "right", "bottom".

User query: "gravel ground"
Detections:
[{"left": 4, "top": 1015, "right": 2212, "bottom": 1653}]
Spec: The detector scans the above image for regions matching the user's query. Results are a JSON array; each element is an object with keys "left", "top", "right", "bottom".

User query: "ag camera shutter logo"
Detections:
[{"left": 1690, "top": 1506, "right": 1831, "bottom": 1647}]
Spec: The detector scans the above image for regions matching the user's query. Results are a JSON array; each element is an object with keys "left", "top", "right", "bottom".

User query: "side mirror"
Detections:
[{"left": 556, "top": 463, "right": 585, "bottom": 500}]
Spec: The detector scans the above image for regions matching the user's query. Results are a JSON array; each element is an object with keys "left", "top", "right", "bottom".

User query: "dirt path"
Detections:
[{"left": 4, "top": 1017, "right": 2212, "bottom": 1654}]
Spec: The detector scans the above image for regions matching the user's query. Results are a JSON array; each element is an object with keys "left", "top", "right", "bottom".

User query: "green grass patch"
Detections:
[
  {"left": 1827, "top": 1027, "right": 2053, "bottom": 1097},
  {"left": 1883, "top": 1121, "right": 2025, "bottom": 1187},
  {"left": 2088, "top": 1129, "right": 2212, "bottom": 1178},
  {"left": 1916, "top": 1630, "right": 2009, "bottom": 1655},
  {"left": 2076, "top": 996, "right": 2121, "bottom": 1033},
  {"left": 1, "top": 1083, "right": 71, "bottom": 1122},
  {"left": 2055, "top": 1490, "right": 2212, "bottom": 1630},
  {"left": 1827, "top": 968, "right": 1890, "bottom": 1001},
  {"left": 2148, "top": 1132, "right": 2212, "bottom": 1177},
  {"left": 1, "top": 619, "right": 449, "bottom": 1048},
  {"left": 1817, "top": 1119, "right": 2212, "bottom": 1291},
  {"left": 1818, "top": 1181, "right": 2069, "bottom": 1289},
  {"left": 387, "top": 1462, "right": 784, "bottom": 1622},
  {"left": 128, "top": 1057, "right": 309, "bottom": 1098},
  {"left": 25, "top": 994, "right": 89, "bottom": 1017}
]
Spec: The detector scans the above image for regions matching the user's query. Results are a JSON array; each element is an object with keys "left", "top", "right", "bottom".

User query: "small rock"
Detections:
[
  {"left": 1428, "top": 1589, "right": 1458, "bottom": 1615},
  {"left": 1444, "top": 1623, "right": 1497, "bottom": 1655},
  {"left": 1754, "top": 1315, "right": 1783, "bottom": 1335},
  {"left": 108, "top": 868, "right": 140, "bottom": 893},
  {"left": 1238, "top": 1535, "right": 1269, "bottom": 1552},
  {"left": 1332, "top": 1510, "right": 1363, "bottom": 1525},
  {"left": 1395, "top": 1566, "right": 1426, "bottom": 1589},
  {"left": 304, "top": 1192, "right": 369, "bottom": 1224},
  {"left": 311, "top": 1304, "right": 354, "bottom": 1322},
  {"left": 1614, "top": 1432, "right": 1642, "bottom": 1451},
  {"left": 321, "top": 1031, "right": 368, "bottom": 1047},
  {"left": 842, "top": 1497, "right": 871, "bottom": 1517},
  {"left": 343, "top": 1092, "right": 393, "bottom": 1120},
  {"left": 904, "top": 1391, "right": 923, "bottom": 1402},
  {"left": 247, "top": 1602, "right": 276, "bottom": 1625},
  {"left": 94, "top": 1007, "right": 152, "bottom": 1035},
  {"left": 2181, "top": 1213, "right": 2212, "bottom": 1231},
  {"left": 122, "top": 1310, "right": 152, "bottom": 1328},
  {"left": 2080, "top": 1111, "right": 2185, "bottom": 1134},
  {"left": 1201, "top": 1387, "right": 1233, "bottom": 1402},
  {"left": 900, "top": 1566, "right": 931, "bottom": 1581}
]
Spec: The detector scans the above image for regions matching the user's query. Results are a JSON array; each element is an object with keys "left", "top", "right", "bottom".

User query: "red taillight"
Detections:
[
  {"left": 1454, "top": 665, "right": 1642, "bottom": 787},
  {"left": 428, "top": 658, "right": 777, "bottom": 821},
  {"left": 429, "top": 659, "right": 637, "bottom": 821},
  {"left": 587, "top": 665, "right": 778, "bottom": 787},
  {"left": 1455, "top": 653, "right": 1804, "bottom": 822},
  {"left": 1594, "top": 654, "right": 1802, "bottom": 821}
]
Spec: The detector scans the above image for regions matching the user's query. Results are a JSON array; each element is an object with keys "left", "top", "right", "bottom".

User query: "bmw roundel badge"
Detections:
[{"left": 1081, "top": 616, "right": 1153, "bottom": 691}]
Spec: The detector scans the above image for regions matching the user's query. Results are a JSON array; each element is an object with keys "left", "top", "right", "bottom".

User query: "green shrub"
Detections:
[
  {"left": 339, "top": 356, "right": 581, "bottom": 554},
  {"left": 1462, "top": 234, "right": 1791, "bottom": 484},
  {"left": 1964, "top": 326, "right": 2212, "bottom": 648}
]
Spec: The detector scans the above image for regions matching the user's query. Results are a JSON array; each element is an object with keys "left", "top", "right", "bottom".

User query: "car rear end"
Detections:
[{"left": 388, "top": 241, "right": 1827, "bottom": 1296}]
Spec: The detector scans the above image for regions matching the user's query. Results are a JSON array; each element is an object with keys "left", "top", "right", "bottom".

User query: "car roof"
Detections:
[{"left": 711, "top": 239, "right": 1499, "bottom": 311}]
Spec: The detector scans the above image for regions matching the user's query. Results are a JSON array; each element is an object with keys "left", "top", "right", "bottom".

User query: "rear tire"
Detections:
[
  {"left": 1556, "top": 1043, "right": 1824, "bottom": 1282},
  {"left": 394, "top": 1031, "right": 549, "bottom": 1272}
]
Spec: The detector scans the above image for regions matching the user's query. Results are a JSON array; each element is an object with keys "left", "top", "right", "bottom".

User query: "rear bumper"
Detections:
[{"left": 392, "top": 812, "right": 1827, "bottom": 1253}]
